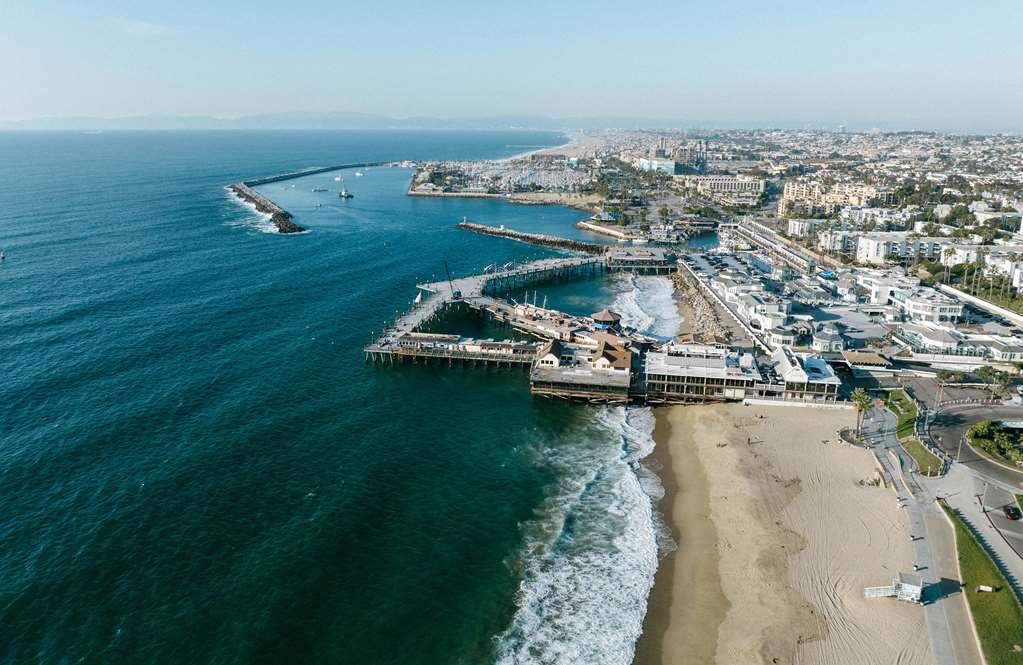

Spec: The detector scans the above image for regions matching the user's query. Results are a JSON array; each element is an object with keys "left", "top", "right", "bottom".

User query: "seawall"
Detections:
[
  {"left": 457, "top": 221, "right": 607, "bottom": 254},
  {"left": 242, "top": 162, "right": 394, "bottom": 187},
  {"left": 228, "top": 183, "right": 305, "bottom": 234}
]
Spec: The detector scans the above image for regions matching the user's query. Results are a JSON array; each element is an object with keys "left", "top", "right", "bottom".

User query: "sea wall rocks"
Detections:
[{"left": 229, "top": 183, "right": 306, "bottom": 234}]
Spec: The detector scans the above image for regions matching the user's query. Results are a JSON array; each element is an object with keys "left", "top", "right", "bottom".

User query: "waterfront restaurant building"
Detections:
[
  {"left": 606, "top": 247, "right": 677, "bottom": 275},
  {"left": 530, "top": 339, "right": 632, "bottom": 402},
  {"left": 644, "top": 343, "right": 763, "bottom": 403}
]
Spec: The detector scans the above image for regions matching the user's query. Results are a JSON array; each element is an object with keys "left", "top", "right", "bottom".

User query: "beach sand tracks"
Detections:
[{"left": 717, "top": 405, "right": 930, "bottom": 665}]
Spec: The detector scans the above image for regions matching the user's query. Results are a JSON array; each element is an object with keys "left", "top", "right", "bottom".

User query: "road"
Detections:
[
  {"left": 928, "top": 404, "right": 1023, "bottom": 490},
  {"left": 862, "top": 407, "right": 984, "bottom": 665}
]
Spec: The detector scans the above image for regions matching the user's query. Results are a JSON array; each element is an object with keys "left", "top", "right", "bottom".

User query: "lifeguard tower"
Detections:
[{"left": 864, "top": 572, "right": 924, "bottom": 603}]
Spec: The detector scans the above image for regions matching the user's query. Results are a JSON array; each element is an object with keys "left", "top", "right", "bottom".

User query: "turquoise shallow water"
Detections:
[{"left": 0, "top": 131, "right": 713, "bottom": 664}]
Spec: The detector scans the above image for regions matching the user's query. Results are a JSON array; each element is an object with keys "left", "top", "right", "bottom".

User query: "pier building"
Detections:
[
  {"left": 606, "top": 247, "right": 677, "bottom": 274},
  {"left": 644, "top": 342, "right": 763, "bottom": 403},
  {"left": 529, "top": 339, "right": 633, "bottom": 403}
]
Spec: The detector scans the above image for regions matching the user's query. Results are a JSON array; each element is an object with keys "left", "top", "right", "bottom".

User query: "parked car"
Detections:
[{"left": 1003, "top": 505, "right": 1022, "bottom": 521}]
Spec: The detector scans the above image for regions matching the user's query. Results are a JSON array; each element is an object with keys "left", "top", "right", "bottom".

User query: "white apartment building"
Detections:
[
  {"left": 855, "top": 232, "right": 956, "bottom": 265},
  {"left": 817, "top": 229, "right": 857, "bottom": 253},
  {"left": 787, "top": 218, "right": 822, "bottom": 238},
  {"left": 780, "top": 180, "right": 892, "bottom": 217},
  {"left": 675, "top": 175, "right": 765, "bottom": 206},
  {"left": 840, "top": 206, "right": 912, "bottom": 228},
  {"left": 854, "top": 270, "right": 962, "bottom": 323}
]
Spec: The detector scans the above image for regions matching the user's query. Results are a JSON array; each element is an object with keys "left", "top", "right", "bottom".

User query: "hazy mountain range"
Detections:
[
  {"left": 0, "top": 112, "right": 687, "bottom": 131},
  {"left": 1, "top": 112, "right": 1011, "bottom": 134}
]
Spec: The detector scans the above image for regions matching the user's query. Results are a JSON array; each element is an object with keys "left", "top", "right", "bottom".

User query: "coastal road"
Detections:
[
  {"left": 862, "top": 407, "right": 984, "bottom": 665},
  {"left": 927, "top": 404, "right": 1023, "bottom": 490}
]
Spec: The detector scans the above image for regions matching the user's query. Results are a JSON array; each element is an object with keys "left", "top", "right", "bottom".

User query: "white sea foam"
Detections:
[
  {"left": 609, "top": 274, "right": 682, "bottom": 340},
  {"left": 494, "top": 276, "right": 679, "bottom": 665},
  {"left": 223, "top": 187, "right": 279, "bottom": 234}
]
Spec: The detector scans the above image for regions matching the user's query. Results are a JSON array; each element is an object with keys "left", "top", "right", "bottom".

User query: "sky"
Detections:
[{"left": 4, "top": 0, "right": 1023, "bottom": 131}]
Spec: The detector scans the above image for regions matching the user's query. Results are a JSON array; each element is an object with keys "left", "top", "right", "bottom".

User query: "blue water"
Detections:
[{"left": 0, "top": 131, "right": 705, "bottom": 664}]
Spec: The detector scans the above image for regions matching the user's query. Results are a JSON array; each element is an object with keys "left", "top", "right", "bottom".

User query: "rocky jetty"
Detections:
[
  {"left": 270, "top": 211, "right": 304, "bottom": 234},
  {"left": 457, "top": 221, "right": 606, "bottom": 254},
  {"left": 229, "top": 183, "right": 306, "bottom": 234}
]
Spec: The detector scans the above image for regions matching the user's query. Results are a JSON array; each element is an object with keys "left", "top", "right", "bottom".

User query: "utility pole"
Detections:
[{"left": 443, "top": 261, "right": 458, "bottom": 299}]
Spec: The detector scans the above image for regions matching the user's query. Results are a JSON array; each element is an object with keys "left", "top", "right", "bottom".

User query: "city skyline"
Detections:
[{"left": 5, "top": 0, "right": 1023, "bottom": 132}]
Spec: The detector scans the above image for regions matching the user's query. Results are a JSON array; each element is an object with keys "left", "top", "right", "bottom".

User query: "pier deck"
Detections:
[{"left": 365, "top": 257, "right": 605, "bottom": 361}]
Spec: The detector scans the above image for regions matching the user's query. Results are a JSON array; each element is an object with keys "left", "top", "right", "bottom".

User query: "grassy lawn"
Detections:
[
  {"left": 885, "top": 388, "right": 919, "bottom": 440},
  {"left": 940, "top": 502, "right": 1023, "bottom": 664},
  {"left": 901, "top": 437, "right": 943, "bottom": 476}
]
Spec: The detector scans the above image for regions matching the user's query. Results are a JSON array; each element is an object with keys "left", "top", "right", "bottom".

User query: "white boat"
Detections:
[
  {"left": 334, "top": 175, "right": 343, "bottom": 182},
  {"left": 355, "top": 171, "right": 364, "bottom": 177}
]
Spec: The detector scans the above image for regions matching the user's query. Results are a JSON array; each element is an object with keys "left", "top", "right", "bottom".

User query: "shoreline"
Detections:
[
  {"left": 495, "top": 132, "right": 577, "bottom": 162},
  {"left": 633, "top": 407, "right": 729, "bottom": 665}
]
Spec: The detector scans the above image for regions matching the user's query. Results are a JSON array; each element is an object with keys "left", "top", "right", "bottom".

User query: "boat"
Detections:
[
  {"left": 0, "top": 249, "right": 5, "bottom": 261},
  {"left": 312, "top": 187, "right": 328, "bottom": 192},
  {"left": 355, "top": 171, "right": 364, "bottom": 177},
  {"left": 334, "top": 175, "right": 343, "bottom": 182},
  {"left": 339, "top": 188, "right": 353, "bottom": 200}
]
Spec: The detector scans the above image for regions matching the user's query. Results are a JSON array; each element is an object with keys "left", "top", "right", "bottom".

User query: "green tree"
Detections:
[{"left": 658, "top": 206, "right": 670, "bottom": 223}]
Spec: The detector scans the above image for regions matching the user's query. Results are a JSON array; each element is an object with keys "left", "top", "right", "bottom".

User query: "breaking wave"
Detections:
[
  {"left": 224, "top": 187, "right": 280, "bottom": 234},
  {"left": 609, "top": 274, "right": 681, "bottom": 340},
  {"left": 494, "top": 276, "right": 679, "bottom": 665}
]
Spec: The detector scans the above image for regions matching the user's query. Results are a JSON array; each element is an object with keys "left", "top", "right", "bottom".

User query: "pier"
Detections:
[
  {"left": 364, "top": 256, "right": 605, "bottom": 363},
  {"left": 456, "top": 220, "right": 607, "bottom": 254}
]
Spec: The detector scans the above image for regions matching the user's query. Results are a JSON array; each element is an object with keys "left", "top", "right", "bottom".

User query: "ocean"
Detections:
[{"left": 0, "top": 130, "right": 711, "bottom": 664}]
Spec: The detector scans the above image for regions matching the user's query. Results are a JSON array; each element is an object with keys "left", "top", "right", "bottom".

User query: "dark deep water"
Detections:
[{"left": 0, "top": 130, "right": 713, "bottom": 664}]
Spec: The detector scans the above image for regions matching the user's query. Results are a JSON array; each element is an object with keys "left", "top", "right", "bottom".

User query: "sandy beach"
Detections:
[{"left": 636, "top": 403, "right": 932, "bottom": 665}]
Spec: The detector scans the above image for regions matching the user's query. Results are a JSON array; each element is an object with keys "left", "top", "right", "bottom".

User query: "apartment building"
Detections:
[
  {"left": 854, "top": 232, "right": 955, "bottom": 265},
  {"left": 854, "top": 270, "right": 962, "bottom": 323},
  {"left": 780, "top": 180, "right": 892, "bottom": 217},
  {"left": 787, "top": 218, "right": 823, "bottom": 238},
  {"left": 675, "top": 174, "right": 765, "bottom": 205},
  {"left": 817, "top": 229, "right": 858, "bottom": 253}
]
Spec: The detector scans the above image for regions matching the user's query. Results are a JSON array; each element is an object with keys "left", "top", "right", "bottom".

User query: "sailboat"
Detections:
[
  {"left": 413, "top": 291, "right": 423, "bottom": 307},
  {"left": 0, "top": 248, "right": 5, "bottom": 261}
]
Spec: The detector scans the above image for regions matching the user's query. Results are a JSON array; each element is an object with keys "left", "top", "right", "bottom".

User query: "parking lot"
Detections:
[{"left": 681, "top": 251, "right": 761, "bottom": 280}]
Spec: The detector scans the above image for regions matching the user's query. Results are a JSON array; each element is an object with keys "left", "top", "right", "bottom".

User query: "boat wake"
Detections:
[{"left": 494, "top": 275, "right": 679, "bottom": 665}]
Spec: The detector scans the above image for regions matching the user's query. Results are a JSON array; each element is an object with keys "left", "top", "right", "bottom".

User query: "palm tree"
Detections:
[
  {"left": 942, "top": 247, "right": 954, "bottom": 282},
  {"left": 852, "top": 387, "right": 872, "bottom": 439}
]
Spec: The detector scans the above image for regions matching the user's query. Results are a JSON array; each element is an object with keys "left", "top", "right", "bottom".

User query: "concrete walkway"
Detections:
[{"left": 863, "top": 407, "right": 984, "bottom": 665}]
